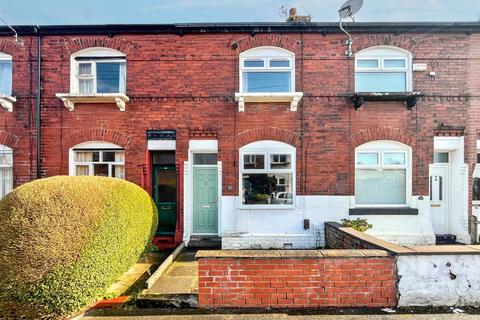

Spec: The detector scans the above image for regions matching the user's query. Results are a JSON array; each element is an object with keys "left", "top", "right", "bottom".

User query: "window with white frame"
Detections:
[
  {"left": 0, "top": 145, "right": 13, "bottom": 199},
  {"left": 355, "top": 46, "right": 412, "bottom": 93},
  {"left": 473, "top": 151, "right": 480, "bottom": 202},
  {"left": 355, "top": 141, "right": 411, "bottom": 206},
  {"left": 71, "top": 48, "right": 126, "bottom": 95},
  {"left": 240, "top": 140, "right": 295, "bottom": 206},
  {"left": 71, "top": 142, "right": 125, "bottom": 178},
  {"left": 0, "top": 52, "right": 13, "bottom": 96},
  {"left": 240, "top": 47, "right": 295, "bottom": 93}
]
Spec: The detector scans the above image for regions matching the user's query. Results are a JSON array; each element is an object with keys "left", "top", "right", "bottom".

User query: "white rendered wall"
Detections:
[
  {"left": 220, "top": 195, "right": 436, "bottom": 249},
  {"left": 398, "top": 254, "right": 480, "bottom": 307}
]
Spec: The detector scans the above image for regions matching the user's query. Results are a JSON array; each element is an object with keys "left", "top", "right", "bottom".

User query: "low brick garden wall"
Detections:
[{"left": 196, "top": 250, "right": 397, "bottom": 309}]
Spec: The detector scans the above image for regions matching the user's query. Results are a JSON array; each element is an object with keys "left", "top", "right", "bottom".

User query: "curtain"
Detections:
[
  {"left": 75, "top": 165, "right": 89, "bottom": 176},
  {"left": 0, "top": 61, "right": 12, "bottom": 96},
  {"left": 114, "top": 165, "right": 125, "bottom": 179},
  {"left": 0, "top": 167, "right": 12, "bottom": 198},
  {"left": 119, "top": 63, "right": 126, "bottom": 93},
  {"left": 75, "top": 151, "right": 93, "bottom": 162},
  {"left": 78, "top": 79, "right": 94, "bottom": 94},
  {"left": 115, "top": 151, "right": 125, "bottom": 163}
]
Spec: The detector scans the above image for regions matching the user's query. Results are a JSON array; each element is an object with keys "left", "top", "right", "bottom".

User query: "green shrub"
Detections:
[
  {"left": 341, "top": 218, "right": 373, "bottom": 232},
  {"left": 0, "top": 176, "right": 158, "bottom": 319}
]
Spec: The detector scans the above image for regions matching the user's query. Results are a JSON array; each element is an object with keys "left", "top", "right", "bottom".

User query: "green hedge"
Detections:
[{"left": 0, "top": 176, "right": 158, "bottom": 319}]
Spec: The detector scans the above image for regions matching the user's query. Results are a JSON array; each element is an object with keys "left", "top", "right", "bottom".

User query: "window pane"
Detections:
[
  {"left": 269, "top": 60, "right": 290, "bottom": 68},
  {"left": 193, "top": 153, "right": 217, "bottom": 165},
  {"left": 153, "top": 151, "right": 175, "bottom": 166},
  {"left": 78, "top": 63, "right": 92, "bottom": 75},
  {"left": 243, "top": 72, "right": 291, "bottom": 93},
  {"left": 0, "top": 60, "right": 12, "bottom": 96},
  {"left": 0, "top": 167, "right": 13, "bottom": 198},
  {"left": 156, "top": 169, "right": 177, "bottom": 202},
  {"left": 383, "top": 153, "right": 405, "bottom": 165},
  {"left": 0, "top": 151, "right": 12, "bottom": 166},
  {"left": 242, "top": 173, "right": 292, "bottom": 205},
  {"left": 270, "top": 154, "right": 291, "bottom": 169},
  {"left": 75, "top": 151, "right": 95, "bottom": 162},
  {"left": 243, "top": 154, "right": 265, "bottom": 169},
  {"left": 244, "top": 60, "right": 264, "bottom": 68},
  {"left": 384, "top": 59, "right": 406, "bottom": 68},
  {"left": 93, "top": 163, "right": 109, "bottom": 177},
  {"left": 78, "top": 79, "right": 94, "bottom": 94},
  {"left": 356, "top": 153, "right": 378, "bottom": 165},
  {"left": 355, "top": 169, "right": 406, "bottom": 205},
  {"left": 474, "top": 177, "right": 480, "bottom": 201},
  {"left": 97, "top": 62, "right": 120, "bottom": 93},
  {"left": 434, "top": 152, "right": 449, "bottom": 164},
  {"left": 113, "top": 165, "right": 125, "bottom": 179},
  {"left": 103, "top": 151, "right": 116, "bottom": 162},
  {"left": 355, "top": 72, "right": 406, "bottom": 92},
  {"left": 75, "top": 165, "right": 89, "bottom": 176},
  {"left": 357, "top": 60, "right": 378, "bottom": 68}
]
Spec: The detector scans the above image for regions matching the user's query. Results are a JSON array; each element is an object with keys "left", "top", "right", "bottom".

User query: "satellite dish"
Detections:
[{"left": 338, "top": 0, "right": 363, "bottom": 20}]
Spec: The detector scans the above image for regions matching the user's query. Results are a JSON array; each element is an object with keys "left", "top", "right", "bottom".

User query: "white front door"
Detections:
[{"left": 429, "top": 165, "right": 449, "bottom": 234}]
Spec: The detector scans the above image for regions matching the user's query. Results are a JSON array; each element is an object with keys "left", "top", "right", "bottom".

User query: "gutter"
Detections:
[
  {"left": 0, "top": 22, "right": 479, "bottom": 36},
  {"left": 35, "top": 26, "right": 41, "bottom": 179}
]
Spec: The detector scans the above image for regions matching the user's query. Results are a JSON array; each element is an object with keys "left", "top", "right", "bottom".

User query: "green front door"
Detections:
[
  {"left": 193, "top": 167, "right": 218, "bottom": 234},
  {"left": 153, "top": 165, "right": 177, "bottom": 236}
]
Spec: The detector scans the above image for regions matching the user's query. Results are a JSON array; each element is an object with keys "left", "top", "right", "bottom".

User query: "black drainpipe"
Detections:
[{"left": 35, "top": 26, "right": 41, "bottom": 179}]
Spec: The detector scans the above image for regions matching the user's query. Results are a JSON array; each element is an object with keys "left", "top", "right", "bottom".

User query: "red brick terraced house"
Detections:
[{"left": 1, "top": 22, "right": 480, "bottom": 249}]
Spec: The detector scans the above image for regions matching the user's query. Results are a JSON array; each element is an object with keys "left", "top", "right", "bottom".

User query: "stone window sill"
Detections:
[
  {"left": 349, "top": 207, "right": 419, "bottom": 215},
  {"left": 55, "top": 93, "right": 129, "bottom": 111},
  {"left": 0, "top": 95, "right": 17, "bottom": 112},
  {"left": 234, "top": 92, "right": 303, "bottom": 112}
]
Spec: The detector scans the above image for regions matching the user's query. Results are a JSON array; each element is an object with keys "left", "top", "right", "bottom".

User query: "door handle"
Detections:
[{"left": 160, "top": 206, "right": 172, "bottom": 210}]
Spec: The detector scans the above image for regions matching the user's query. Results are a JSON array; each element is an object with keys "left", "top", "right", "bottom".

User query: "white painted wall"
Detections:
[
  {"left": 220, "top": 195, "right": 436, "bottom": 249},
  {"left": 398, "top": 254, "right": 480, "bottom": 307}
]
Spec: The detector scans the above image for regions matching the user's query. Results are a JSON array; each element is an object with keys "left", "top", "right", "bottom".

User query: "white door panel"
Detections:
[{"left": 429, "top": 165, "right": 448, "bottom": 234}]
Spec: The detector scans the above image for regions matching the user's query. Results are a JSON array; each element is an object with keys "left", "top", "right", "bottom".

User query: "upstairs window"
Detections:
[
  {"left": 70, "top": 142, "right": 125, "bottom": 178},
  {"left": 71, "top": 48, "right": 126, "bottom": 95},
  {"left": 355, "top": 140, "right": 411, "bottom": 206},
  {"left": 0, "top": 52, "right": 12, "bottom": 96},
  {"left": 0, "top": 145, "right": 13, "bottom": 199},
  {"left": 240, "top": 47, "right": 295, "bottom": 93},
  {"left": 355, "top": 46, "right": 412, "bottom": 93}
]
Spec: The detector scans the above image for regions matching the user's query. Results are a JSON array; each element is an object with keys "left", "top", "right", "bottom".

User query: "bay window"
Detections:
[
  {"left": 240, "top": 140, "right": 295, "bottom": 206},
  {"left": 355, "top": 46, "right": 412, "bottom": 93},
  {"left": 355, "top": 141, "right": 411, "bottom": 206},
  {"left": 0, "top": 145, "right": 13, "bottom": 199},
  {"left": 70, "top": 142, "right": 125, "bottom": 179}
]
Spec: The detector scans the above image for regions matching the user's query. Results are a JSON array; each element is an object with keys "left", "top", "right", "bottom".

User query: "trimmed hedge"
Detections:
[{"left": 0, "top": 176, "right": 158, "bottom": 319}]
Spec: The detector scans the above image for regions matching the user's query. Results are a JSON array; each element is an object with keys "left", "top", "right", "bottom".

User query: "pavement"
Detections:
[{"left": 78, "top": 310, "right": 480, "bottom": 320}]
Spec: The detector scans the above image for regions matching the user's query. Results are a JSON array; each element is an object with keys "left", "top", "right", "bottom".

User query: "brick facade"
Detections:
[
  {"left": 1, "top": 23, "right": 479, "bottom": 244},
  {"left": 197, "top": 251, "right": 397, "bottom": 308}
]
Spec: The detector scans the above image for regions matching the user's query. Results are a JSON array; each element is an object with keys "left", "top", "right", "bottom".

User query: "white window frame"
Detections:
[
  {"left": 69, "top": 141, "right": 125, "bottom": 179},
  {"left": 354, "top": 140, "right": 412, "bottom": 207},
  {"left": 0, "top": 52, "right": 13, "bottom": 96},
  {"left": 70, "top": 48, "right": 126, "bottom": 95},
  {"left": 239, "top": 140, "right": 296, "bottom": 209},
  {"left": 0, "top": 144, "right": 13, "bottom": 199},
  {"left": 355, "top": 46, "right": 413, "bottom": 93},
  {"left": 239, "top": 46, "right": 295, "bottom": 94}
]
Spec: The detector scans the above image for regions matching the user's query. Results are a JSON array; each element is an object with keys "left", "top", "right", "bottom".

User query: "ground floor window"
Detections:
[
  {"left": 240, "top": 140, "right": 295, "bottom": 206},
  {"left": 355, "top": 140, "right": 411, "bottom": 206},
  {"left": 0, "top": 145, "right": 13, "bottom": 198},
  {"left": 71, "top": 142, "right": 125, "bottom": 178}
]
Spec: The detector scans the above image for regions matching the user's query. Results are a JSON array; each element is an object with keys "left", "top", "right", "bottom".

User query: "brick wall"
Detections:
[
  {"left": 197, "top": 250, "right": 397, "bottom": 308},
  {"left": 325, "top": 222, "right": 383, "bottom": 250}
]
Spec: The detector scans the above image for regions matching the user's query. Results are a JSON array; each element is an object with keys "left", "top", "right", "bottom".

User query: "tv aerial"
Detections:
[{"left": 338, "top": 0, "right": 363, "bottom": 57}]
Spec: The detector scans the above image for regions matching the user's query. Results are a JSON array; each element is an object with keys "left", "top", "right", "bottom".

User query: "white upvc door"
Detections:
[{"left": 429, "top": 165, "right": 449, "bottom": 234}]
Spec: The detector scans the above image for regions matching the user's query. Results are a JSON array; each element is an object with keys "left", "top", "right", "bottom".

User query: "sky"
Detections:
[{"left": 0, "top": 0, "right": 479, "bottom": 25}]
